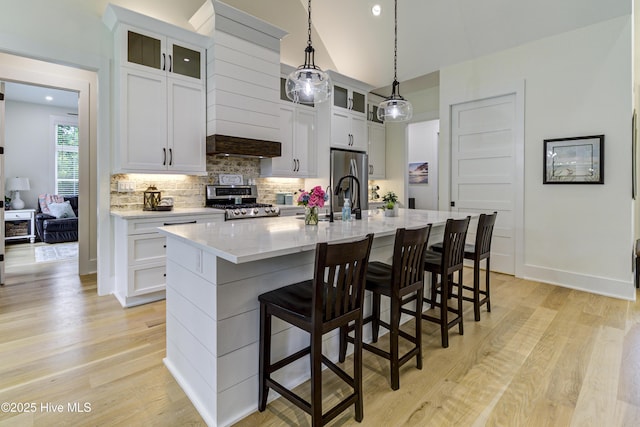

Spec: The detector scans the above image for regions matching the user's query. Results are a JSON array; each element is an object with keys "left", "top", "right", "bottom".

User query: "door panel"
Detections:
[
  {"left": 0, "top": 83, "right": 4, "bottom": 284},
  {"left": 451, "top": 94, "right": 516, "bottom": 274}
]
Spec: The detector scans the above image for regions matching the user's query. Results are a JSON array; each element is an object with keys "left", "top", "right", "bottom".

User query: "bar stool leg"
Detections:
[
  {"left": 390, "top": 296, "right": 400, "bottom": 390},
  {"left": 473, "top": 259, "right": 481, "bottom": 321},
  {"left": 486, "top": 258, "right": 492, "bottom": 311},
  {"left": 415, "top": 285, "right": 424, "bottom": 370},
  {"left": 354, "top": 317, "right": 364, "bottom": 422},
  {"left": 457, "top": 269, "right": 464, "bottom": 336},
  {"left": 440, "top": 272, "right": 449, "bottom": 348},
  {"left": 310, "top": 330, "right": 323, "bottom": 427},
  {"left": 371, "top": 293, "right": 381, "bottom": 342},
  {"left": 258, "top": 303, "right": 270, "bottom": 411}
]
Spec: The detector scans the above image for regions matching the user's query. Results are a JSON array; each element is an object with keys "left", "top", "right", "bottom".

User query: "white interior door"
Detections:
[
  {"left": 0, "top": 82, "right": 5, "bottom": 284},
  {"left": 451, "top": 94, "right": 516, "bottom": 274}
]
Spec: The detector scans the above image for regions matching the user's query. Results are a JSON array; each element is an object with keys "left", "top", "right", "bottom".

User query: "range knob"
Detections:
[
  {"left": 253, "top": 208, "right": 259, "bottom": 214},
  {"left": 234, "top": 209, "right": 240, "bottom": 215},
  {"left": 241, "top": 208, "right": 247, "bottom": 215}
]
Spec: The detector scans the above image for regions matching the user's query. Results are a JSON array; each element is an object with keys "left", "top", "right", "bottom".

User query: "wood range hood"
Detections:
[{"left": 206, "top": 134, "right": 281, "bottom": 158}]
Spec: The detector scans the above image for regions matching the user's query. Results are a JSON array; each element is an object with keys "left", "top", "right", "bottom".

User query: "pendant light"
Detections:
[
  {"left": 377, "top": 0, "right": 412, "bottom": 122},
  {"left": 285, "top": 0, "right": 331, "bottom": 104}
]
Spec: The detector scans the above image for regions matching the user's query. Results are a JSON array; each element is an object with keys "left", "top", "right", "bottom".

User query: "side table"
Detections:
[{"left": 5, "top": 209, "right": 36, "bottom": 243}]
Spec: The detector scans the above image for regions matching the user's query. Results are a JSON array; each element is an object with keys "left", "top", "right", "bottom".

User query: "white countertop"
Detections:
[
  {"left": 110, "top": 207, "right": 225, "bottom": 219},
  {"left": 159, "top": 209, "right": 475, "bottom": 264}
]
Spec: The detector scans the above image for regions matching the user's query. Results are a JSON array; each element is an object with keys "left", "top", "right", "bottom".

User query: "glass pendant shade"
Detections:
[
  {"left": 378, "top": 0, "right": 412, "bottom": 122},
  {"left": 285, "top": 48, "right": 332, "bottom": 104},
  {"left": 286, "top": 0, "right": 331, "bottom": 104},
  {"left": 378, "top": 84, "right": 413, "bottom": 122}
]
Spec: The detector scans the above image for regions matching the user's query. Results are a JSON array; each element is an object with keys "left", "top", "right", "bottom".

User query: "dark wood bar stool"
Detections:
[
  {"left": 258, "top": 234, "right": 374, "bottom": 427},
  {"left": 431, "top": 212, "right": 498, "bottom": 321},
  {"left": 422, "top": 216, "right": 470, "bottom": 348},
  {"left": 340, "top": 225, "right": 432, "bottom": 390}
]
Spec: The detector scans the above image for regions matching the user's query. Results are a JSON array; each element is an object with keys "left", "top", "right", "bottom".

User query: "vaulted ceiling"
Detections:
[{"left": 220, "top": 0, "right": 631, "bottom": 93}]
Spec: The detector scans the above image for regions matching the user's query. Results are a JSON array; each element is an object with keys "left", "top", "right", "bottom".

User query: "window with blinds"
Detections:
[{"left": 55, "top": 122, "right": 79, "bottom": 196}]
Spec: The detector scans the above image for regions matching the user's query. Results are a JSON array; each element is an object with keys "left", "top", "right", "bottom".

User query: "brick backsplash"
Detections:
[{"left": 110, "top": 156, "right": 304, "bottom": 210}]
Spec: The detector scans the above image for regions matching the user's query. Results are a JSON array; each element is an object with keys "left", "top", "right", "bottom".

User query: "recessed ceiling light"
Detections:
[
  {"left": 45, "top": 96, "right": 53, "bottom": 102},
  {"left": 372, "top": 4, "right": 382, "bottom": 16}
]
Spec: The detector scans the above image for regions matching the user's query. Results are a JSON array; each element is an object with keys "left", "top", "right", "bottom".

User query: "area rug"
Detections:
[{"left": 34, "top": 243, "right": 78, "bottom": 263}]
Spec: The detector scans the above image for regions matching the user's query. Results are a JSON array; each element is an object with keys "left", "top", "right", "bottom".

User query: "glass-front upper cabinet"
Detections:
[
  {"left": 124, "top": 28, "right": 203, "bottom": 81},
  {"left": 333, "top": 85, "right": 366, "bottom": 114}
]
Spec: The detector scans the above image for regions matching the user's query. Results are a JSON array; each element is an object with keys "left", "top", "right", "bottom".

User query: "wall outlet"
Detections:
[{"left": 117, "top": 181, "right": 135, "bottom": 192}]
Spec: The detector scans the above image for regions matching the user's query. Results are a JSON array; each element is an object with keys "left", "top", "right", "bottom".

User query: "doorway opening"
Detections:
[{"left": 1, "top": 81, "right": 80, "bottom": 282}]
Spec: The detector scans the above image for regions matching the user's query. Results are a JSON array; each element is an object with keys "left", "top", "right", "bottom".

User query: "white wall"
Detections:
[
  {"left": 384, "top": 85, "right": 440, "bottom": 207},
  {"left": 439, "top": 16, "right": 634, "bottom": 299},
  {"left": 4, "top": 101, "right": 77, "bottom": 209},
  {"left": 407, "top": 120, "right": 439, "bottom": 210}
]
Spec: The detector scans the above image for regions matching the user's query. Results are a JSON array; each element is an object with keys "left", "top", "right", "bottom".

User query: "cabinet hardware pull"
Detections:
[
  {"left": 168, "top": 54, "right": 172, "bottom": 72},
  {"left": 163, "top": 220, "right": 197, "bottom": 226},
  {"left": 163, "top": 148, "right": 167, "bottom": 165},
  {"left": 162, "top": 53, "right": 166, "bottom": 71},
  {"left": 293, "top": 158, "right": 296, "bottom": 172},
  {"left": 169, "top": 148, "right": 173, "bottom": 166}
]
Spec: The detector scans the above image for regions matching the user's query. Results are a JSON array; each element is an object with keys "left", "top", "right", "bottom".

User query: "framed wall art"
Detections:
[{"left": 543, "top": 135, "right": 604, "bottom": 184}]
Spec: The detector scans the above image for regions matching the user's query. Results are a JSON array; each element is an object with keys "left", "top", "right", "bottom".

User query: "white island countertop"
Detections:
[{"left": 159, "top": 208, "right": 474, "bottom": 264}]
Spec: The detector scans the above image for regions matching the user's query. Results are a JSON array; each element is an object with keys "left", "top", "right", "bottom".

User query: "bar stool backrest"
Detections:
[
  {"left": 442, "top": 217, "right": 471, "bottom": 275},
  {"left": 392, "top": 225, "right": 432, "bottom": 296},
  {"left": 313, "top": 234, "right": 374, "bottom": 324},
  {"left": 474, "top": 212, "right": 498, "bottom": 260}
]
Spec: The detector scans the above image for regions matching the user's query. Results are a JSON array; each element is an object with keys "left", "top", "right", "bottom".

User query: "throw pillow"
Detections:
[
  {"left": 38, "top": 194, "right": 65, "bottom": 215},
  {"left": 47, "top": 201, "right": 77, "bottom": 219}
]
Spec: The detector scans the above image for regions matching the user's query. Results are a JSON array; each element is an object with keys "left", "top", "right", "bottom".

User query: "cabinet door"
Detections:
[
  {"left": 294, "top": 107, "right": 316, "bottom": 177},
  {"left": 123, "top": 27, "right": 166, "bottom": 75},
  {"left": 368, "top": 123, "right": 386, "bottom": 179},
  {"left": 333, "top": 85, "right": 349, "bottom": 109},
  {"left": 351, "top": 91, "right": 366, "bottom": 114},
  {"left": 350, "top": 114, "right": 368, "bottom": 151},
  {"left": 331, "top": 109, "right": 351, "bottom": 148},
  {"left": 167, "top": 78, "right": 206, "bottom": 173},
  {"left": 168, "top": 39, "right": 204, "bottom": 81},
  {"left": 120, "top": 67, "right": 168, "bottom": 171},
  {"left": 270, "top": 104, "right": 296, "bottom": 175}
]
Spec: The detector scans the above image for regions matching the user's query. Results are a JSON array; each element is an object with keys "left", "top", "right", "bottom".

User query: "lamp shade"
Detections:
[{"left": 6, "top": 177, "right": 30, "bottom": 192}]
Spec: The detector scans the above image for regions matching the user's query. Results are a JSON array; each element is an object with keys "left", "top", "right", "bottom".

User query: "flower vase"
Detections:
[
  {"left": 305, "top": 206, "right": 319, "bottom": 225},
  {"left": 384, "top": 205, "right": 398, "bottom": 217}
]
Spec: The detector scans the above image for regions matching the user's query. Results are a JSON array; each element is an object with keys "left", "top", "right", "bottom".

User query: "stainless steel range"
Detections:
[{"left": 206, "top": 185, "right": 280, "bottom": 220}]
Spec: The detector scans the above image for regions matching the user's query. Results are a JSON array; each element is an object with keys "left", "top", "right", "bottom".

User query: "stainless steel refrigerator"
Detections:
[{"left": 330, "top": 148, "right": 368, "bottom": 217}]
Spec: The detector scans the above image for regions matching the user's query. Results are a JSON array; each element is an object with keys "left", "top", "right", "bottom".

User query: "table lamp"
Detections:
[{"left": 7, "top": 177, "right": 30, "bottom": 210}]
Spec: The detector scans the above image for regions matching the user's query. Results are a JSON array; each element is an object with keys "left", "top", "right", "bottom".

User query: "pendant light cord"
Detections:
[
  {"left": 393, "top": 0, "right": 398, "bottom": 83},
  {"left": 307, "top": 0, "right": 312, "bottom": 48}
]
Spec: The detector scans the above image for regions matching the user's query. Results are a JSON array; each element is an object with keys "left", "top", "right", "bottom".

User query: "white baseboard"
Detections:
[{"left": 521, "top": 264, "right": 635, "bottom": 301}]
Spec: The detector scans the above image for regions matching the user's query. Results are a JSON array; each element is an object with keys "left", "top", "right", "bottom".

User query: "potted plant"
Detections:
[{"left": 382, "top": 191, "right": 399, "bottom": 217}]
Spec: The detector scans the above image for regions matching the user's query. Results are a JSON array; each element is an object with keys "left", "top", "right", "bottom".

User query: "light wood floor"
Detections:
[{"left": 1, "top": 245, "right": 639, "bottom": 426}]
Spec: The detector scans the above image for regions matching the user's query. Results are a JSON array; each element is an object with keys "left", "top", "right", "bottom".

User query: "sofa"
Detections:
[{"left": 35, "top": 195, "right": 79, "bottom": 244}]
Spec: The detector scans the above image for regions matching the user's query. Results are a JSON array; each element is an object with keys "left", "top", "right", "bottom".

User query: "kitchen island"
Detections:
[{"left": 159, "top": 208, "right": 475, "bottom": 426}]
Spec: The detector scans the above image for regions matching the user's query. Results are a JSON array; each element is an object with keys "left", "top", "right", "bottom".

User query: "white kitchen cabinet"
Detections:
[
  {"left": 112, "top": 212, "right": 224, "bottom": 307},
  {"left": 104, "top": 6, "right": 208, "bottom": 174},
  {"left": 262, "top": 101, "right": 317, "bottom": 177},
  {"left": 330, "top": 108, "right": 368, "bottom": 151},
  {"left": 368, "top": 121, "right": 386, "bottom": 179},
  {"left": 316, "top": 71, "right": 371, "bottom": 153},
  {"left": 333, "top": 84, "right": 366, "bottom": 115}
]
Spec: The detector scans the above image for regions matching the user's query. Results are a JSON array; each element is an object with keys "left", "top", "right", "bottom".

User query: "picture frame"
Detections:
[
  {"left": 408, "top": 162, "right": 429, "bottom": 184},
  {"left": 543, "top": 135, "right": 604, "bottom": 184}
]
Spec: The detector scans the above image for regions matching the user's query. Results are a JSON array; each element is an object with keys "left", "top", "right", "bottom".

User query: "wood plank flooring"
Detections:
[{"left": 1, "top": 243, "right": 639, "bottom": 426}]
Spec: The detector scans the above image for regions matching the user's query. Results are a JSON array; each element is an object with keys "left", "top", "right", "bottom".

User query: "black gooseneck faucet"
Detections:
[{"left": 334, "top": 175, "right": 362, "bottom": 220}]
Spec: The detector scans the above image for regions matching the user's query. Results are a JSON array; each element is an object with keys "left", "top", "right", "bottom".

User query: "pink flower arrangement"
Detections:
[{"left": 297, "top": 185, "right": 328, "bottom": 208}]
